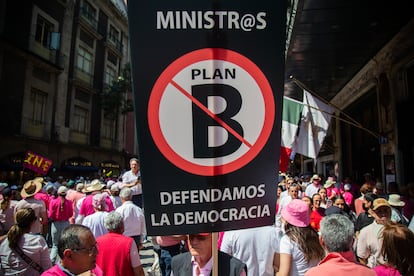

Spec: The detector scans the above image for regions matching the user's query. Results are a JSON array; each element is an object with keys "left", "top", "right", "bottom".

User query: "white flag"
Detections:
[{"left": 294, "top": 90, "right": 334, "bottom": 159}]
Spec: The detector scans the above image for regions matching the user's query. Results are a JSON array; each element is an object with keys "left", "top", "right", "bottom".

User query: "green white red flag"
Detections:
[
  {"left": 279, "top": 96, "right": 303, "bottom": 172},
  {"left": 279, "top": 90, "right": 334, "bottom": 172}
]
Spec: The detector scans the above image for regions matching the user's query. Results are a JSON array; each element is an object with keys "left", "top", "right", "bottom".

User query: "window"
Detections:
[
  {"left": 77, "top": 47, "right": 93, "bottom": 73},
  {"left": 109, "top": 25, "right": 119, "bottom": 44},
  {"left": 73, "top": 106, "right": 89, "bottom": 133},
  {"left": 82, "top": 1, "right": 97, "bottom": 22},
  {"left": 80, "top": 30, "right": 94, "bottom": 48},
  {"left": 105, "top": 66, "right": 117, "bottom": 86},
  {"left": 30, "top": 89, "right": 47, "bottom": 125},
  {"left": 35, "top": 15, "right": 54, "bottom": 48},
  {"left": 102, "top": 117, "right": 116, "bottom": 139},
  {"left": 75, "top": 89, "right": 91, "bottom": 104},
  {"left": 107, "top": 51, "right": 118, "bottom": 66}
]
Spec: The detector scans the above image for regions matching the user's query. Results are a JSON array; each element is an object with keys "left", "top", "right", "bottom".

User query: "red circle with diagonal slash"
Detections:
[{"left": 148, "top": 48, "right": 275, "bottom": 176}]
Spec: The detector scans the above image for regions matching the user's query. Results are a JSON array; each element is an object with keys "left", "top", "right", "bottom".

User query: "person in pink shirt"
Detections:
[
  {"left": 41, "top": 224, "right": 103, "bottom": 276},
  {"left": 156, "top": 235, "right": 186, "bottom": 276},
  {"left": 374, "top": 222, "right": 414, "bottom": 276},
  {"left": 342, "top": 184, "right": 354, "bottom": 211},
  {"left": 305, "top": 214, "right": 376, "bottom": 276},
  {"left": 48, "top": 186, "right": 73, "bottom": 264},
  {"left": 75, "top": 179, "right": 114, "bottom": 224},
  {"left": 65, "top": 182, "right": 85, "bottom": 224},
  {"left": 33, "top": 177, "right": 51, "bottom": 210},
  {"left": 324, "top": 178, "right": 340, "bottom": 201}
]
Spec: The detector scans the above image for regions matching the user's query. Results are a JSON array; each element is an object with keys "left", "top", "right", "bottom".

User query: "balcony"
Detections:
[
  {"left": 69, "top": 131, "right": 89, "bottom": 145},
  {"left": 29, "top": 35, "right": 66, "bottom": 70},
  {"left": 78, "top": 7, "right": 101, "bottom": 39},
  {"left": 20, "top": 116, "right": 51, "bottom": 140},
  {"left": 106, "top": 34, "right": 123, "bottom": 55},
  {"left": 74, "top": 66, "right": 94, "bottom": 86}
]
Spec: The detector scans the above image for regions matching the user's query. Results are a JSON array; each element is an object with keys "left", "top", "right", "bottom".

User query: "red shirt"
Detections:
[
  {"left": 310, "top": 208, "right": 324, "bottom": 232},
  {"left": 305, "top": 251, "right": 376, "bottom": 276},
  {"left": 96, "top": 232, "right": 134, "bottom": 276}
]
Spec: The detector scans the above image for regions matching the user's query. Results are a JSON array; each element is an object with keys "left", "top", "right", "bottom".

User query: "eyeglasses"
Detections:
[{"left": 72, "top": 244, "right": 98, "bottom": 256}]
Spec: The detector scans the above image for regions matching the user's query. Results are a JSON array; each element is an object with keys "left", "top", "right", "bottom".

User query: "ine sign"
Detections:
[{"left": 128, "top": 1, "right": 286, "bottom": 235}]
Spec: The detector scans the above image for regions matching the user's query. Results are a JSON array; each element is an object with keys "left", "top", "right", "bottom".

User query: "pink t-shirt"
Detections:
[
  {"left": 342, "top": 191, "right": 354, "bottom": 210},
  {"left": 79, "top": 193, "right": 114, "bottom": 217},
  {"left": 374, "top": 265, "right": 401, "bottom": 276},
  {"left": 48, "top": 197, "right": 73, "bottom": 221},
  {"left": 42, "top": 264, "right": 104, "bottom": 276}
]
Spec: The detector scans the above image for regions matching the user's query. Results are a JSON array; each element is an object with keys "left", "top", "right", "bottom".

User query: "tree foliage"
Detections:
[{"left": 100, "top": 63, "right": 133, "bottom": 119}]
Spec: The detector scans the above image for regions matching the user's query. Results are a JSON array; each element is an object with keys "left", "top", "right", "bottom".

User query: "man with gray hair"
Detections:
[
  {"left": 305, "top": 214, "right": 375, "bottom": 276},
  {"left": 96, "top": 211, "right": 145, "bottom": 276},
  {"left": 115, "top": 187, "right": 146, "bottom": 250},
  {"left": 42, "top": 224, "right": 101, "bottom": 275},
  {"left": 121, "top": 157, "right": 143, "bottom": 207}
]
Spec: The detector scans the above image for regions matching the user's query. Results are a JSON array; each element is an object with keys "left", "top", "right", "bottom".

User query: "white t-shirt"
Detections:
[
  {"left": 279, "top": 235, "right": 319, "bottom": 276},
  {"left": 356, "top": 221, "right": 384, "bottom": 268},
  {"left": 305, "top": 184, "right": 321, "bottom": 198},
  {"left": 82, "top": 211, "right": 108, "bottom": 239},
  {"left": 115, "top": 201, "right": 146, "bottom": 238},
  {"left": 121, "top": 170, "right": 142, "bottom": 195},
  {"left": 220, "top": 226, "right": 279, "bottom": 276}
]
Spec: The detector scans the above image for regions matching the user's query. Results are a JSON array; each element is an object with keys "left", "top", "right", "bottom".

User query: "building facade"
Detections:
[
  {"left": 0, "top": 0, "right": 135, "bottom": 183},
  {"left": 296, "top": 19, "right": 414, "bottom": 188}
]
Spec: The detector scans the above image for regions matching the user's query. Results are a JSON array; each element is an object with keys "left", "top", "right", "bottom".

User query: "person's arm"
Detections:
[
  {"left": 276, "top": 253, "right": 291, "bottom": 276},
  {"left": 355, "top": 229, "right": 369, "bottom": 266},
  {"left": 39, "top": 201, "right": 48, "bottom": 225},
  {"left": 75, "top": 214, "right": 84, "bottom": 224},
  {"left": 130, "top": 237, "right": 144, "bottom": 275},
  {"left": 358, "top": 256, "right": 368, "bottom": 266},
  {"left": 273, "top": 252, "right": 279, "bottom": 274},
  {"left": 133, "top": 265, "right": 145, "bottom": 276},
  {"left": 47, "top": 200, "right": 55, "bottom": 220},
  {"left": 39, "top": 236, "right": 53, "bottom": 270}
]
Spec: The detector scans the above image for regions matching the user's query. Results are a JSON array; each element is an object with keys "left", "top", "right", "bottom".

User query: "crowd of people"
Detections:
[
  {"left": 270, "top": 172, "right": 414, "bottom": 276},
  {"left": 1, "top": 163, "right": 414, "bottom": 275},
  {"left": 0, "top": 158, "right": 146, "bottom": 275}
]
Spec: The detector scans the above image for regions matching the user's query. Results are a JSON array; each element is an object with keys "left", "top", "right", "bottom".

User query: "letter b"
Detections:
[{"left": 192, "top": 84, "right": 243, "bottom": 158}]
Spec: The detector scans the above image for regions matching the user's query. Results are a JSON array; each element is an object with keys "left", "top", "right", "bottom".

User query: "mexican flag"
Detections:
[
  {"left": 279, "top": 90, "right": 334, "bottom": 172},
  {"left": 279, "top": 96, "right": 303, "bottom": 172},
  {"left": 295, "top": 90, "right": 335, "bottom": 159}
]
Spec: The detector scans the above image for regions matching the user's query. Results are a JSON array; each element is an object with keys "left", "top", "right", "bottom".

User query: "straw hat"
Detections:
[
  {"left": 85, "top": 179, "right": 104, "bottom": 192},
  {"left": 324, "top": 179, "right": 335, "bottom": 188},
  {"left": 32, "top": 177, "right": 46, "bottom": 185},
  {"left": 311, "top": 174, "right": 321, "bottom": 181},
  {"left": 388, "top": 194, "right": 405, "bottom": 207},
  {"left": 372, "top": 198, "right": 391, "bottom": 210},
  {"left": 21, "top": 179, "right": 42, "bottom": 198}
]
